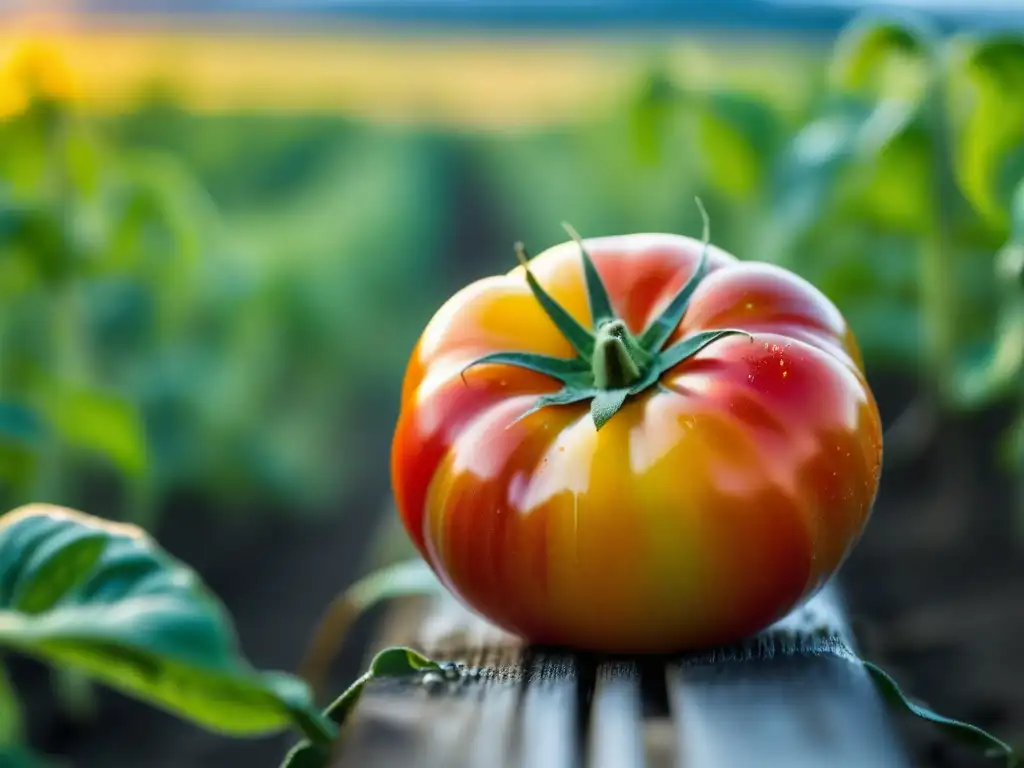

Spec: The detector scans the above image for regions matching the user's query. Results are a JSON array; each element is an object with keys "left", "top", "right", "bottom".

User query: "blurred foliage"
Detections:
[
  {"left": 0, "top": 18, "right": 1023, "bottom": 525},
  {"left": 0, "top": 41, "right": 451, "bottom": 525},
  {"left": 0, "top": 11, "right": 1022, "bottom": 766}
]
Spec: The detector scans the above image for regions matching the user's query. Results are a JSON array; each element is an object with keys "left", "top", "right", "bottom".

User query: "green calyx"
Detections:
[{"left": 463, "top": 201, "right": 751, "bottom": 431}]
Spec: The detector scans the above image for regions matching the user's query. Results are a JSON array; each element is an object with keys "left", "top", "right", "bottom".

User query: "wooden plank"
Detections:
[
  {"left": 667, "top": 652, "right": 907, "bottom": 768},
  {"left": 517, "top": 651, "right": 578, "bottom": 768},
  {"left": 330, "top": 669, "right": 521, "bottom": 768},
  {"left": 588, "top": 661, "right": 645, "bottom": 768},
  {"left": 666, "top": 586, "right": 906, "bottom": 768},
  {"left": 329, "top": 584, "right": 908, "bottom": 768}
]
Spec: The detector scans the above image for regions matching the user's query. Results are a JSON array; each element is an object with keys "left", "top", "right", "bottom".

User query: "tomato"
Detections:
[{"left": 391, "top": 221, "right": 882, "bottom": 654}]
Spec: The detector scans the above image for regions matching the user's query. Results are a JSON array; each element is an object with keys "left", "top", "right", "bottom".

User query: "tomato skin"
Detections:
[{"left": 391, "top": 234, "right": 882, "bottom": 654}]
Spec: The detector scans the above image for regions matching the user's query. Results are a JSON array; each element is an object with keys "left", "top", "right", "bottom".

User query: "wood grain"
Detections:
[{"left": 329, "top": 584, "right": 909, "bottom": 768}]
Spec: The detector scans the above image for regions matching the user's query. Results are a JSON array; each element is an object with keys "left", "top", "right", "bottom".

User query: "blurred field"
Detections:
[{"left": 0, "top": 23, "right": 821, "bottom": 123}]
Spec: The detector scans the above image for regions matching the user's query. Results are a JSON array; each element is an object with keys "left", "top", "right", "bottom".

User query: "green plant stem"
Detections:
[
  {"left": 921, "top": 45, "right": 958, "bottom": 402},
  {"left": 591, "top": 320, "right": 645, "bottom": 389},
  {"left": 0, "top": 660, "right": 23, "bottom": 746},
  {"left": 34, "top": 109, "right": 81, "bottom": 504}
]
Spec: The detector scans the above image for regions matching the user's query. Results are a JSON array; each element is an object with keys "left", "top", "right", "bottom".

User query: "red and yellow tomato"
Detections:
[{"left": 391, "top": 230, "right": 882, "bottom": 654}]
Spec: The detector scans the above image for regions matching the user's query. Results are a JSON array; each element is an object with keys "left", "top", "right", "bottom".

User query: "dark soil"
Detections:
[{"left": 844, "top": 375, "right": 1024, "bottom": 768}]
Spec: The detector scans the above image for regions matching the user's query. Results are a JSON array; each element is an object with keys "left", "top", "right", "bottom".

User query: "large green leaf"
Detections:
[
  {"left": 0, "top": 504, "right": 333, "bottom": 739},
  {"left": 956, "top": 36, "right": 1024, "bottom": 228}
]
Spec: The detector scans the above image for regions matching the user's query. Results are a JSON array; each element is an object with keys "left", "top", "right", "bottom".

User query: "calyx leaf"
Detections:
[
  {"left": 515, "top": 242, "right": 595, "bottom": 360},
  {"left": 562, "top": 221, "right": 615, "bottom": 328},
  {"left": 465, "top": 203, "right": 749, "bottom": 431},
  {"left": 639, "top": 198, "right": 713, "bottom": 352},
  {"left": 591, "top": 389, "right": 630, "bottom": 431},
  {"left": 462, "top": 351, "right": 590, "bottom": 387}
]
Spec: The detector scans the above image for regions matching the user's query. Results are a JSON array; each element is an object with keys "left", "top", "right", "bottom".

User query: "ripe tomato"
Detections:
[{"left": 391, "top": 219, "right": 882, "bottom": 654}]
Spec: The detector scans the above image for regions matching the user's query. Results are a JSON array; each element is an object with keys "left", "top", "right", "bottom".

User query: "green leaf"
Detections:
[
  {"left": 957, "top": 37, "right": 1024, "bottom": 227},
  {"left": 830, "top": 13, "right": 933, "bottom": 93},
  {"left": 656, "top": 330, "right": 753, "bottom": 376},
  {"left": 696, "top": 91, "right": 781, "bottom": 200},
  {"left": 298, "top": 559, "right": 446, "bottom": 696},
  {"left": 462, "top": 351, "right": 589, "bottom": 387},
  {"left": 771, "top": 97, "right": 917, "bottom": 248},
  {"left": 0, "top": 504, "right": 331, "bottom": 739},
  {"left": 848, "top": 112, "right": 935, "bottom": 234},
  {"left": 956, "top": 179, "right": 1024, "bottom": 406},
  {"left": 954, "top": 302, "right": 1024, "bottom": 407},
  {"left": 562, "top": 222, "right": 615, "bottom": 329},
  {"left": 283, "top": 647, "right": 441, "bottom": 768},
  {"left": 515, "top": 243, "right": 595, "bottom": 360},
  {"left": 511, "top": 388, "right": 596, "bottom": 426},
  {"left": 590, "top": 389, "right": 629, "bottom": 431},
  {"left": 39, "top": 388, "right": 147, "bottom": 477},
  {"left": 638, "top": 199, "right": 712, "bottom": 352},
  {"left": 863, "top": 661, "right": 1018, "bottom": 766},
  {"left": 628, "top": 66, "right": 679, "bottom": 166},
  {"left": 10, "top": 523, "right": 107, "bottom": 615}
]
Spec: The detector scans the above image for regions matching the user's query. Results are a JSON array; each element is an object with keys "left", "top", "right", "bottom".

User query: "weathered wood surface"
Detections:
[{"left": 330, "top": 584, "right": 908, "bottom": 768}]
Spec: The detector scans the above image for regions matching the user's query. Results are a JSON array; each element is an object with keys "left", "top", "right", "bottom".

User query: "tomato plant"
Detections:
[{"left": 390, "top": 209, "right": 883, "bottom": 654}]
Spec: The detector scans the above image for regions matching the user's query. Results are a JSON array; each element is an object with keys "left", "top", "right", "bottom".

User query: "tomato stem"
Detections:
[
  {"left": 469, "top": 206, "right": 741, "bottom": 429},
  {"left": 592, "top": 320, "right": 648, "bottom": 389}
]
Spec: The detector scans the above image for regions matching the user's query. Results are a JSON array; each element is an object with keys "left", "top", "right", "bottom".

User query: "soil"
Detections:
[{"left": 844, "top": 376, "right": 1024, "bottom": 768}]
